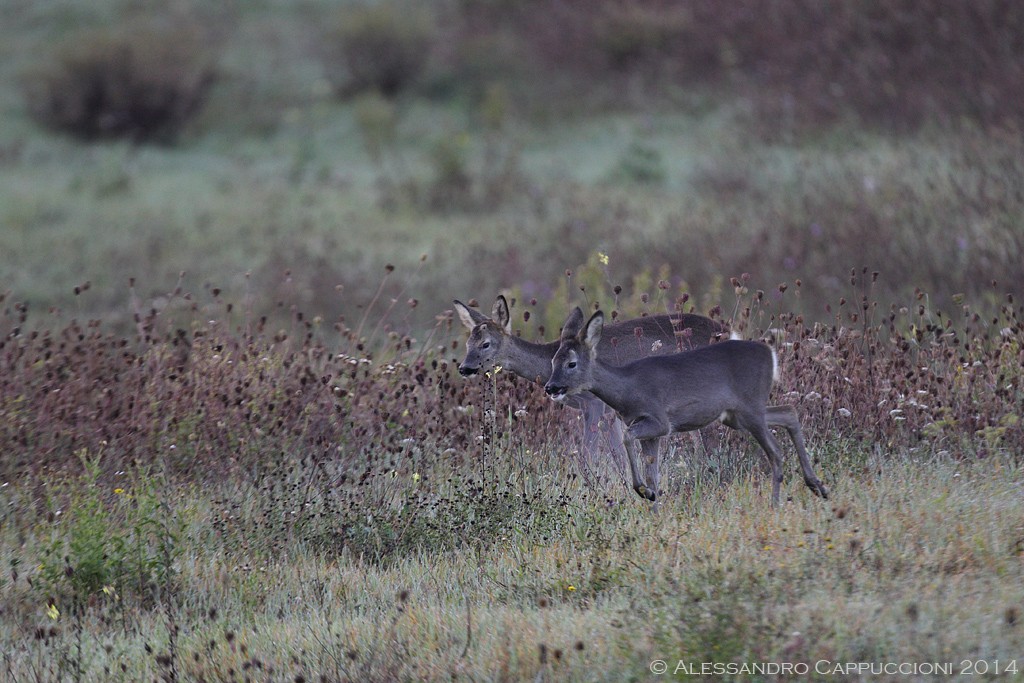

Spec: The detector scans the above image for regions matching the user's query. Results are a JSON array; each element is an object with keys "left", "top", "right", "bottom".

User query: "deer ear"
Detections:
[
  {"left": 582, "top": 310, "right": 604, "bottom": 349},
  {"left": 492, "top": 295, "right": 512, "bottom": 334},
  {"left": 560, "top": 307, "right": 585, "bottom": 341},
  {"left": 453, "top": 300, "right": 488, "bottom": 331}
]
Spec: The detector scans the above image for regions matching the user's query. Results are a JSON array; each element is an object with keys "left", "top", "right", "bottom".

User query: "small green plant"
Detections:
[
  {"left": 22, "top": 21, "right": 216, "bottom": 143},
  {"left": 610, "top": 139, "right": 667, "bottom": 184},
  {"left": 427, "top": 133, "right": 473, "bottom": 211},
  {"left": 37, "top": 450, "right": 181, "bottom": 612},
  {"left": 354, "top": 91, "right": 399, "bottom": 165}
]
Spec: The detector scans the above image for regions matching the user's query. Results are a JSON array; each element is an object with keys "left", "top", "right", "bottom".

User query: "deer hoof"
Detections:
[
  {"left": 634, "top": 484, "right": 657, "bottom": 502},
  {"left": 806, "top": 478, "right": 829, "bottom": 499}
]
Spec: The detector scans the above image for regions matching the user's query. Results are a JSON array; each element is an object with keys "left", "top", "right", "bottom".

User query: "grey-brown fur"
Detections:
[
  {"left": 453, "top": 296, "right": 728, "bottom": 474},
  {"left": 545, "top": 307, "right": 829, "bottom": 506}
]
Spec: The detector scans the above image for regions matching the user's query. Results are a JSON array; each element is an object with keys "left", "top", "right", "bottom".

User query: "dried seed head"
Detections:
[{"left": 906, "top": 602, "right": 919, "bottom": 623}]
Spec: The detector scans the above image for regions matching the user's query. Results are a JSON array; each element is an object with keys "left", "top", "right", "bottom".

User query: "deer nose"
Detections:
[
  {"left": 544, "top": 383, "right": 565, "bottom": 396},
  {"left": 458, "top": 365, "right": 478, "bottom": 377}
]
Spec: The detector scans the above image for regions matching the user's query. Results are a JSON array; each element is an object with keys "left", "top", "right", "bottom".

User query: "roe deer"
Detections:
[
  {"left": 453, "top": 295, "right": 728, "bottom": 479},
  {"left": 544, "top": 307, "right": 829, "bottom": 506}
]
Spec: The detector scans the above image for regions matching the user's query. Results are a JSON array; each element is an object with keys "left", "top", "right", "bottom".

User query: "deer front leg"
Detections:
[
  {"left": 625, "top": 416, "right": 670, "bottom": 502},
  {"left": 621, "top": 437, "right": 653, "bottom": 500},
  {"left": 636, "top": 438, "right": 662, "bottom": 503}
]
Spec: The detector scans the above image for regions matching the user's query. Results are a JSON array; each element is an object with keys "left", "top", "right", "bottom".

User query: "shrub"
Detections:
[
  {"left": 22, "top": 21, "right": 216, "bottom": 144},
  {"left": 320, "top": 2, "right": 437, "bottom": 98},
  {"left": 594, "top": 3, "right": 692, "bottom": 73},
  {"left": 450, "top": 0, "right": 1024, "bottom": 131}
]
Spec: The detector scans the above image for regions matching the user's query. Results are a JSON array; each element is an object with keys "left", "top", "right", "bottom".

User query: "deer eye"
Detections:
[
  {"left": 481, "top": 342, "right": 490, "bottom": 349},
  {"left": 567, "top": 361, "right": 577, "bottom": 369}
]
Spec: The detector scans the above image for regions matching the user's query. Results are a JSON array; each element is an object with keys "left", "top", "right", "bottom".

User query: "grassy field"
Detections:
[
  {"left": 3, "top": 1, "right": 1024, "bottom": 681},
  {"left": 3, "top": 2, "right": 1024, "bottom": 330},
  {"left": 4, "top": 444, "right": 1022, "bottom": 681}
]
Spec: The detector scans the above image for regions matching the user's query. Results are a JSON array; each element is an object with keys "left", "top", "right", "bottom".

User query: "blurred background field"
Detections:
[
  {"left": 3, "top": 0, "right": 1023, "bottom": 333},
  {"left": 2, "top": 2, "right": 1024, "bottom": 680}
]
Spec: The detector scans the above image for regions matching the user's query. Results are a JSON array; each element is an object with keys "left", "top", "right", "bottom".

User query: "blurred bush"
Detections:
[
  {"left": 320, "top": 2, "right": 437, "bottom": 99},
  {"left": 451, "top": 0, "right": 1024, "bottom": 132},
  {"left": 21, "top": 20, "right": 217, "bottom": 144}
]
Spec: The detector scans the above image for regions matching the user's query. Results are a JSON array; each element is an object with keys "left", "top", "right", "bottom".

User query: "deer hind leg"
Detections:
[
  {"left": 625, "top": 416, "right": 670, "bottom": 503},
  {"left": 732, "top": 415, "right": 785, "bottom": 507},
  {"left": 765, "top": 405, "right": 829, "bottom": 499}
]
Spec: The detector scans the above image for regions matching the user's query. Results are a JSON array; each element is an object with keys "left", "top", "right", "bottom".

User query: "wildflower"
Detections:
[
  {"left": 46, "top": 603, "right": 59, "bottom": 620},
  {"left": 836, "top": 408, "right": 851, "bottom": 418},
  {"left": 114, "top": 488, "right": 124, "bottom": 495},
  {"left": 412, "top": 473, "right": 420, "bottom": 483},
  {"left": 597, "top": 252, "right": 609, "bottom": 266},
  {"left": 567, "top": 585, "right": 576, "bottom": 592}
]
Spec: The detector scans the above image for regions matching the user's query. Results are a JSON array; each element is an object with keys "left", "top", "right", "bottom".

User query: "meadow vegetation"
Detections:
[
  {"left": 2, "top": 1, "right": 1024, "bottom": 680},
  {"left": 2, "top": 274, "right": 1022, "bottom": 680}
]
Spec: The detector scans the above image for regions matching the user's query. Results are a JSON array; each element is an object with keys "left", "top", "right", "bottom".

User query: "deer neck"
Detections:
[
  {"left": 502, "top": 336, "right": 562, "bottom": 384},
  {"left": 583, "top": 359, "right": 636, "bottom": 416}
]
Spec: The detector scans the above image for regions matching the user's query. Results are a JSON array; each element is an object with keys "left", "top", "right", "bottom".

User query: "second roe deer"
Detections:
[{"left": 544, "top": 307, "right": 829, "bottom": 506}]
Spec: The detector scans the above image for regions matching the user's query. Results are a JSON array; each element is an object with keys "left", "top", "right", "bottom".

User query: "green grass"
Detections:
[{"left": 3, "top": 445, "right": 1021, "bottom": 681}]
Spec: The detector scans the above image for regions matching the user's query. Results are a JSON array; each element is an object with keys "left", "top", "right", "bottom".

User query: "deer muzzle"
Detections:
[{"left": 544, "top": 383, "right": 568, "bottom": 401}]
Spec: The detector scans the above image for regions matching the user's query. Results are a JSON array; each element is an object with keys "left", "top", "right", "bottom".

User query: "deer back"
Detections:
[{"left": 596, "top": 313, "right": 727, "bottom": 366}]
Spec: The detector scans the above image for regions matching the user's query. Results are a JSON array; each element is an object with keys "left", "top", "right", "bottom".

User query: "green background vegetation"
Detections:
[{"left": 2, "top": 1, "right": 1023, "bottom": 680}]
